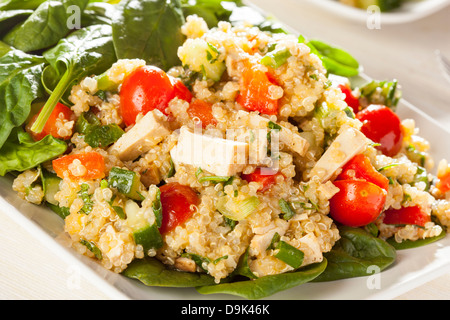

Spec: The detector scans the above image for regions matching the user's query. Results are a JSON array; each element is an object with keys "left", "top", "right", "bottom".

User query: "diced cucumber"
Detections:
[
  {"left": 95, "top": 71, "right": 118, "bottom": 92},
  {"left": 125, "top": 200, "right": 163, "bottom": 253},
  {"left": 178, "top": 39, "right": 225, "bottom": 82},
  {"left": 216, "top": 195, "right": 260, "bottom": 221},
  {"left": 40, "top": 169, "right": 61, "bottom": 206},
  {"left": 108, "top": 167, "right": 144, "bottom": 201}
]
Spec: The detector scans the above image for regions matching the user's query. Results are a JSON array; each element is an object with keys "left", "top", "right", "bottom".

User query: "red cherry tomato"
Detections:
[
  {"left": 236, "top": 60, "right": 280, "bottom": 115},
  {"left": 187, "top": 99, "right": 217, "bottom": 128},
  {"left": 338, "top": 84, "right": 360, "bottom": 114},
  {"left": 241, "top": 167, "right": 283, "bottom": 192},
  {"left": 27, "top": 102, "right": 74, "bottom": 141},
  {"left": 383, "top": 205, "right": 430, "bottom": 227},
  {"left": 330, "top": 180, "right": 386, "bottom": 227},
  {"left": 336, "top": 154, "right": 389, "bottom": 191},
  {"left": 356, "top": 104, "right": 404, "bottom": 157},
  {"left": 159, "top": 182, "right": 200, "bottom": 234},
  {"left": 170, "top": 76, "right": 192, "bottom": 103},
  {"left": 120, "top": 66, "right": 176, "bottom": 126}
]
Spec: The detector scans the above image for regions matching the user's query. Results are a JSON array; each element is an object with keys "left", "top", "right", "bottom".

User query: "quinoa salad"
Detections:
[{"left": 1, "top": 0, "right": 450, "bottom": 299}]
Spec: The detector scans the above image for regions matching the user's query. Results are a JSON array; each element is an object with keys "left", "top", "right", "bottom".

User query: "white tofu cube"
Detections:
[
  {"left": 170, "top": 126, "right": 249, "bottom": 177},
  {"left": 309, "top": 126, "right": 370, "bottom": 182},
  {"left": 109, "top": 110, "right": 170, "bottom": 161}
]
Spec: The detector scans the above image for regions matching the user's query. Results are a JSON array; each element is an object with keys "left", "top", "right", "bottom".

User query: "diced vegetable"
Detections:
[
  {"left": 40, "top": 168, "right": 61, "bottom": 206},
  {"left": 336, "top": 154, "right": 389, "bottom": 191},
  {"left": 273, "top": 240, "right": 304, "bottom": 269},
  {"left": 178, "top": 39, "right": 225, "bottom": 82},
  {"left": 241, "top": 167, "right": 283, "bottom": 192},
  {"left": 76, "top": 112, "right": 124, "bottom": 148},
  {"left": 159, "top": 182, "right": 200, "bottom": 234},
  {"left": 125, "top": 199, "right": 163, "bottom": 253},
  {"left": 108, "top": 167, "right": 144, "bottom": 201},
  {"left": 356, "top": 104, "right": 404, "bottom": 157},
  {"left": 216, "top": 195, "right": 260, "bottom": 221},
  {"left": 359, "top": 79, "right": 401, "bottom": 110},
  {"left": 338, "top": 84, "right": 360, "bottom": 114},
  {"left": 236, "top": 59, "right": 280, "bottom": 115},
  {"left": 52, "top": 152, "right": 105, "bottom": 181},
  {"left": 383, "top": 205, "right": 431, "bottom": 228},
  {"left": 261, "top": 47, "right": 291, "bottom": 69},
  {"left": 187, "top": 99, "right": 217, "bottom": 128}
]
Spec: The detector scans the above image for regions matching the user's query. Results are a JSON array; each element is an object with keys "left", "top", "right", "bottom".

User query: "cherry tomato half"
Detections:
[
  {"left": 159, "top": 182, "right": 200, "bottom": 234},
  {"left": 356, "top": 104, "right": 404, "bottom": 157},
  {"left": 336, "top": 154, "right": 389, "bottom": 191},
  {"left": 330, "top": 180, "right": 386, "bottom": 227},
  {"left": 27, "top": 102, "right": 74, "bottom": 141},
  {"left": 171, "top": 76, "right": 193, "bottom": 103},
  {"left": 241, "top": 167, "right": 284, "bottom": 192},
  {"left": 120, "top": 66, "right": 191, "bottom": 126},
  {"left": 338, "top": 84, "right": 360, "bottom": 114},
  {"left": 383, "top": 205, "right": 430, "bottom": 228}
]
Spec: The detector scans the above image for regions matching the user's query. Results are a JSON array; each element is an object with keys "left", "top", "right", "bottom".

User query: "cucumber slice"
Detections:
[
  {"left": 40, "top": 169, "right": 61, "bottom": 206},
  {"left": 178, "top": 39, "right": 226, "bottom": 82},
  {"left": 216, "top": 195, "right": 260, "bottom": 221},
  {"left": 125, "top": 200, "right": 163, "bottom": 253}
]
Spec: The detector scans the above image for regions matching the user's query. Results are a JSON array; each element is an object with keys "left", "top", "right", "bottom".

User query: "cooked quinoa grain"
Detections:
[{"left": 12, "top": 15, "right": 450, "bottom": 286}]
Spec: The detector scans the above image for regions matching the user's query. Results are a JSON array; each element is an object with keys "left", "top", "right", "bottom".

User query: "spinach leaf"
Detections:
[
  {"left": 30, "top": 24, "right": 116, "bottom": 134},
  {"left": 0, "top": 9, "right": 33, "bottom": 37},
  {"left": 196, "top": 260, "right": 327, "bottom": 300},
  {"left": 299, "top": 36, "right": 360, "bottom": 77},
  {"left": 0, "top": 48, "right": 46, "bottom": 150},
  {"left": 0, "top": 0, "right": 47, "bottom": 10},
  {"left": 0, "top": 41, "right": 11, "bottom": 57},
  {"left": 181, "top": 0, "right": 240, "bottom": 28},
  {"left": 386, "top": 228, "right": 446, "bottom": 250},
  {"left": 313, "top": 226, "right": 396, "bottom": 282},
  {"left": 112, "top": 0, "right": 185, "bottom": 71},
  {"left": 3, "top": 0, "right": 90, "bottom": 53},
  {"left": 0, "top": 128, "right": 67, "bottom": 176},
  {"left": 81, "top": 2, "right": 116, "bottom": 27},
  {"left": 122, "top": 257, "right": 218, "bottom": 287}
]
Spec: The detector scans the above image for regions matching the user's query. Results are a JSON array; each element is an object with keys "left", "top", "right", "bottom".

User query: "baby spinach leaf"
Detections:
[
  {"left": 0, "top": 48, "right": 46, "bottom": 150},
  {"left": 0, "top": 0, "right": 47, "bottom": 10},
  {"left": 122, "top": 257, "right": 218, "bottom": 287},
  {"left": 30, "top": 24, "right": 116, "bottom": 134},
  {"left": 313, "top": 226, "right": 397, "bottom": 282},
  {"left": 112, "top": 0, "right": 185, "bottom": 71},
  {"left": 0, "top": 128, "right": 67, "bottom": 176},
  {"left": 3, "top": 0, "right": 89, "bottom": 53},
  {"left": 0, "top": 9, "right": 33, "bottom": 37},
  {"left": 81, "top": 2, "right": 116, "bottom": 27},
  {"left": 196, "top": 260, "right": 327, "bottom": 300}
]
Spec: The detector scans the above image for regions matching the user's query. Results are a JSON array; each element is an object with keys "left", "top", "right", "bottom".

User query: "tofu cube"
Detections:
[
  {"left": 309, "top": 126, "right": 370, "bottom": 182},
  {"left": 109, "top": 110, "right": 170, "bottom": 161},
  {"left": 170, "top": 127, "right": 249, "bottom": 177}
]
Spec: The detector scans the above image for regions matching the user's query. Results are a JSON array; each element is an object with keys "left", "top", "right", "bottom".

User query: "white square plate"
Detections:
[
  {"left": 305, "top": 0, "right": 450, "bottom": 24},
  {"left": 1, "top": 0, "right": 450, "bottom": 300}
]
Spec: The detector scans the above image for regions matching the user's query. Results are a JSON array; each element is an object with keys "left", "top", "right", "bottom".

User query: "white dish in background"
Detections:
[
  {"left": 2, "top": 1, "right": 450, "bottom": 301},
  {"left": 306, "top": 0, "right": 450, "bottom": 24}
]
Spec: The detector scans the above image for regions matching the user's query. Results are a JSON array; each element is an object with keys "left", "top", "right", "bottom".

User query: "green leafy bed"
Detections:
[{"left": 0, "top": 0, "right": 446, "bottom": 299}]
